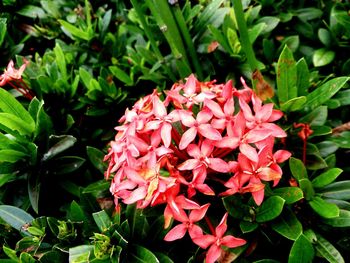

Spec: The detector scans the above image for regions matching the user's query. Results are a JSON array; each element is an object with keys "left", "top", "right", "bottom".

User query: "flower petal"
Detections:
[
  {"left": 209, "top": 158, "right": 230, "bottom": 173},
  {"left": 189, "top": 203, "right": 210, "bottom": 222},
  {"left": 164, "top": 224, "right": 187, "bottom": 241},
  {"left": 206, "top": 244, "right": 222, "bottom": 263},
  {"left": 179, "top": 127, "right": 197, "bottom": 150},
  {"left": 198, "top": 124, "right": 222, "bottom": 140}
]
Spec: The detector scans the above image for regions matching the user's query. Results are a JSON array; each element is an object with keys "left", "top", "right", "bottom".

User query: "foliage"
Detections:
[{"left": 1, "top": 0, "right": 350, "bottom": 262}]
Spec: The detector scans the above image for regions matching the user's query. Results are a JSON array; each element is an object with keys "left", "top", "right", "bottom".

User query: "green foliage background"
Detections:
[{"left": 0, "top": 0, "right": 350, "bottom": 262}]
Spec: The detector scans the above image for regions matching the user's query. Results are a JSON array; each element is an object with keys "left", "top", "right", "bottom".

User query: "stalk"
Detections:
[
  {"left": 171, "top": 3, "right": 204, "bottom": 80},
  {"left": 130, "top": 0, "right": 177, "bottom": 82}
]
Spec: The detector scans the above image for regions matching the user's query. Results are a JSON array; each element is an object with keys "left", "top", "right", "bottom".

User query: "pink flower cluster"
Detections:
[{"left": 104, "top": 74, "right": 291, "bottom": 263}]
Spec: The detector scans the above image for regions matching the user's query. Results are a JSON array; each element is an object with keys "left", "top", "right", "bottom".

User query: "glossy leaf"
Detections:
[
  {"left": 271, "top": 207, "right": 303, "bottom": 240},
  {"left": 0, "top": 113, "right": 34, "bottom": 136},
  {"left": 289, "top": 157, "right": 308, "bottom": 180},
  {"left": 319, "top": 180, "right": 350, "bottom": 200},
  {"left": 311, "top": 168, "right": 343, "bottom": 188},
  {"left": 42, "top": 135, "right": 77, "bottom": 161},
  {"left": 109, "top": 66, "right": 133, "bottom": 86},
  {"left": 93, "top": 210, "right": 112, "bottom": 232},
  {"left": 303, "top": 77, "right": 350, "bottom": 111},
  {"left": 313, "top": 48, "right": 335, "bottom": 67},
  {"left": 299, "top": 179, "right": 315, "bottom": 200},
  {"left": 288, "top": 234, "right": 314, "bottom": 263},
  {"left": 299, "top": 106, "right": 327, "bottom": 126},
  {"left": 273, "top": 187, "right": 304, "bottom": 204},
  {"left": 86, "top": 146, "right": 107, "bottom": 174},
  {"left": 0, "top": 18, "right": 6, "bottom": 46},
  {"left": 129, "top": 245, "right": 160, "bottom": 263},
  {"left": 277, "top": 45, "right": 297, "bottom": 104},
  {"left": 69, "top": 245, "right": 94, "bottom": 263},
  {"left": 296, "top": 58, "right": 310, "bottom": 96},
  {"left": 280, "top": 96, "right": 306, "bottom": 112},
  {"left": 0, "top": 173, "right": 16, "bottom": 187},
  {"left": 314, "top": 232, "right": 345, "bottom": 263},
  {"left": 240, "top": 221, "right": 258, "bottom": 233},
  {"left": 309, "top": 196, "right": 339, "bottom": 218},
  {"left": 323, "top": 209, "right": 350, "bottom": 227},
  {"left": 0, "top": 149, "right": 27, "bottom": 163},
  {"left": 28, "top": 172, "right": 40, "bottom": 214},
  {"left": 0, "top": 205, "right": 34, "bottom": 233},
  {"left": 52, "top": 156, "right": 85, "bottom": 175},
  {"left": 256, "top": 196, "right": 285, "bottom": 223}
]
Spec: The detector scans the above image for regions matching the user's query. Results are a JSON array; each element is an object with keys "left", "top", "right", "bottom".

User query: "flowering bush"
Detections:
[{"left": 104, "top": 74, "right": 291, "bottom": 263}]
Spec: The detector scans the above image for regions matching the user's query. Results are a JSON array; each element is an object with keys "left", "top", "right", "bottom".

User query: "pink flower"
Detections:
[
  {"left": 0, "top": 60, "right": 28, "bottom": 85},
  {"left": 164, "top": 203, "right": 210, "bottom": 241},
  {"left": 192, "top": 213, "right": 246, "bottom": 263}
]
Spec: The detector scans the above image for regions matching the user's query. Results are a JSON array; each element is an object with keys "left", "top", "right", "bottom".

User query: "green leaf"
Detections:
[
  {"left": 323, "top": 209, "right": 350, "bottom": 227},
  {"left": 318, "top": 28, "right": 331, "bottom": 47},
  {"left": 331, "top": 131, "right": 350, "bottom": 149},
  {"left": 288, "top": 234, "right": 314, "bottom": 263},
  {"left": 53, "top": 43, "right": 67, "bottom": 81},
  {"left": 52, "top": 156, "right": 85, "bottom": 175},
  {"left": 129, "top": 245, "right": 160, "bottom": 263},
  {"left": 82, "top": 180, "right": 110, "bottom": 196},
  {"left": 277, "top": 45, "right": 297, "bottom": 104},
  {"left": 257, "top": 16, "right": 280, "bottom": 34},
  {"left": 309, "top": 196, "right": 339, "bottom": 218},
  {"left": 69, "top": 245, "right": 94, "bottom": 263},
  {"left": 0, "top": 205, "right": 34, "bottom": 233},
  {"left": 126, "top": 204, "right": 149, "bottom": 239},
  {"left": 240, "top": 221, "right": 258, "bottom": 233},
  {"left": 299, "top": 106, "right": 327, "bottom": 126},
  {"left": 313, "top": 232, "right": 345, "bottom": 263},
  {"left": 0, "top": 18, "right": 7, "bottom": 46},
  {"left": 58, "top": 19, "right": 93, "bottom": 41},
  {"left": 28, "top": 172, "right": 40, "bottom": 214},
  {"left": 42, "top": 135, "right": 77, "bottom": 161},
  {"left": 273, "top": 187, "right": 304, "bottom": 204},
  {"left": 299, "top": 178, "right": 315, "bottom": 200},
  {"left": 303, "top": 77, "right": 350, "bottom": 111},
  {"left": 86, "top": 146, "right": 107, "bottom": 174},
  {"left": 0, "top": 149, "right": 27, "bottom": 163},
  {"left": 289, "top": 157, "right": 308, "bottom": 180},
  {"left": 296, "top": 58, "right": 310, "bottom": 96},
  {"left": 19, "top": 252, "right": 36, "bottom": 263},
  {"left": 256, "top": 196, "right": 285, "bottom": 223},
  {"left": 222, "top": 195, "right": 252, "bottom": 219},
  {"left": 280, "top": 96, "right": 306, "bottom": 112},
  {"left": 109, "top": 66, "right": 133, "bottom": 86},
  {"left": 2, "top": 245, "right": 18, "bottom": 261},
  {"left": 93, "top": 210, "right": 112, "bottom": 232},
  {"left": 17, "top": 5, "right": 46, "bottom": 19},
  {"left": 313, "top": 48, "right": 335, "bottom": 67},
  {"left": 68, "top": 201, "right": 85, "bottom": 222},
  {"left": 312, "top": 168, "right": 343, "bottom": 188},
  {"left": 319, "top": 180, "right": 350, "bottom": 200},
  {"left": 271, "top": 207, "right": 303, "bottom": 240},
  {"left": 153, "top": 252, "right": 174, "bottom": 263},
  {"left": 0, "top": 173, "right": 16, "bottom": 187},
  {"left": 295, "top": 7, "right": 322, "bottom": 22},
  {"left": 0, "top": 113, "right": 34, "bottom": 136}
]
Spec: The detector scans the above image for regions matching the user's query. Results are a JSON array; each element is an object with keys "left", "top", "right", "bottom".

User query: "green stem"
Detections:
[
  {"left": 147, "top": 0, "right": 192, "bottom": 78},
  {"left": 131, "top": 0, "right": 177, "bottom": 82},
  {"left": 171, "top": 3, "right": 204, "bottom": 80},
  {"left": 232, "top": 0, "right": 258, "bottom": 74}
]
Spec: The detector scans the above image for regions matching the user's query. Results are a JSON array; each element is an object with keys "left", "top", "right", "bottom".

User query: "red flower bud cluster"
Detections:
[{"left": 104, "top": 74, "right": 291, "bottom": 263}]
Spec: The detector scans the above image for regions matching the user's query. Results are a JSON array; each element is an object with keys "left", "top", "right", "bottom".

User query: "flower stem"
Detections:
[{"left": 205, "top": 216, "right": 216, "bottom": 236}]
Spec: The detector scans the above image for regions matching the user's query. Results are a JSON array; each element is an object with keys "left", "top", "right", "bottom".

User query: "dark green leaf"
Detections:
[
  {"left": 319, "top": 180, "right": 350, "bottom": 200},
  {"left": 295, "top": 7, "right": 322, "bottom": 21},
  {"left": 323, "top": 209, "right": 350, "bottom": 227},
  {"left": 257, "top": 16, "right": 280, "bottom": 34},
  {"left": 299, "top": 106, "right": 327, "bottom": 126},
  {"left": 52, "top": 156, "right": 85, "bottom": 175},
  {"left": 296, "top": 58, "right": 310, "bottom": 96},
  {"left": 128, "top": 245, "right": 159, "bottom": 263},
  {"left": 0, "top": 173, "right": 16, "bottom": 187},
  {"left": 256, "top": 196, "right": 285, "bottom": 223},
  {"left": 289, "top": 157, "right": 308, "bottom": 180},
  {"left": 271, "top": 207, "right": 303, "bottom": 240},
  {"left": 309, "top": 196, "right": 339, "bottom": 218},
  {"left": 222, "top": 195, "right": 252, "bottom": 219},
  {"left": 53, "top": 43, "right": 67, "bottom": 81},
  {"left": 0, "top": 18, "right": 6, "bottom": 46},
  {"left": 303, "top": 77, "right": 350, "bottom": 111},
  {"left": 316, "top": 141, "right": 339, "bottom": 157},
  {"left": 299, "top": 178, "right": 315, "bottom": 200},
  {"left": 313, "top": 232, "right": 345, "bottom": 263},
  {"left": 153, "top": 252, "right": 174, "bottom": 263},
  {"left": 28, "top": 172, "right": 40, "bottom": 214},
  {"left": 312, "top": 168, "right": 343, "bottom": 188},
  {"left": 240, "top": 221, "right": 258, "bottom": 233},
  {"left": 273, "top": 187, "right": 304, "bottom": 204},
  {"left": 126, "top": 204, "right": 149, "bottom": 239},
  {"left": 58, "top": 20, "right": 93, "bottom": 41},
  {"left": 288, "top": 234, "right": 314, "bottom": 263},
  {"left": 0, "top": 205, "right": 34, "bottom": 233},
  {"left": 331, "top": 131, "right": 350, "bottom": 149},
  {"left": 86, "top": 146, "right": 107, "bottom": 174},
  {"left": 318, "top": 28, "right": 331, "bottom": 47},
  {"left": 68, "top": 201, "right": 85, "bottom": 222},
  {"left": 42, "top": 135, "right": 77, "bottom": 161},
  {"left": 277, "top": 45, "right": 297, "bottom": 104},
  {"left": 313, "top": 48, "right": 335, "bottom": 67}
]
